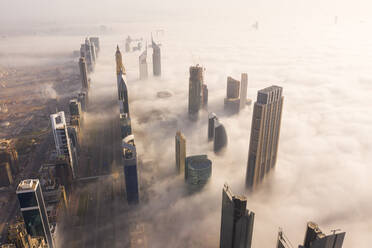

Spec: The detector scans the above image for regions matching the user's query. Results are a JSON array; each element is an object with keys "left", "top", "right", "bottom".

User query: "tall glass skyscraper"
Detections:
[
  {"left": 16, "top": 179, "right": 54, "bottom": 248},
  {"left": 246, "top": 86, "right": 284, "bottom": 189},
  {"left": 220, "top": 184, "right": 254, "bottom": 248}
]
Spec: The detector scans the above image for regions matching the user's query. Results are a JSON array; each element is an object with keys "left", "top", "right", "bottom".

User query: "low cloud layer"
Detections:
[
  {"left": 2, "top": 13, "right": 372, "bottom": 248},
  {"left": 83, "top": 19, "right": 372, "bottom": 247}
]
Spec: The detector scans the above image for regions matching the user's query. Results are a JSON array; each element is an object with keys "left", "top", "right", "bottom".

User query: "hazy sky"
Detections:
[
  {"left": 2, "top": 1, "right": 372, "bottom": 247},
  {"left": 1, "top": 0, "right": 372, "bottom": 28}
]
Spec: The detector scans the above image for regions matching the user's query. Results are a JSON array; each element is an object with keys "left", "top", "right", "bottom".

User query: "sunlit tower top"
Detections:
[{"left": 116, "top": 45, "right": 126, "bottom": 76}]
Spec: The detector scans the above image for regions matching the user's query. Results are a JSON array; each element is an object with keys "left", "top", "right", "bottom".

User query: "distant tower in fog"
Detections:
[
  {"left": 139, "top": 47, "right": 148, "bottom": 80},
  {"left": 220, "top": 184, "right": 254, "bottom": 248},
  {"left": 224, "top": 76, "right": 241, "bottom": 115},
  {"left": 246, "top": 86, "right": 283, "bottom": 190},
  {"left": 152, "top": 38, "right": 161, "bottom": 76},
  {"left": 202, "top": 84, "right": 208, "bottom": 109},
  {"left": 84, "top": 38, "right": 94, "bottom": 71},
  {"left": 240, "top": 73, "right": 248, "bottom": 109},
  {"left": 89, "top": 37, "right": 100, "bottom": 55},
  {"left": 175, "top": 131, "right": 186, "bottom": 175},
  {"left": 79, "top": 57, "right": 89, "bottom": 90}
]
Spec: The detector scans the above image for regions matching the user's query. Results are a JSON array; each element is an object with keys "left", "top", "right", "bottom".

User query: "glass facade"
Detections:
[
  {"left": 22, "top": 209, "right": 45, "bottom": 237},
  {"left": 17, "top": 192, "right": 37, "bottom": 208}
]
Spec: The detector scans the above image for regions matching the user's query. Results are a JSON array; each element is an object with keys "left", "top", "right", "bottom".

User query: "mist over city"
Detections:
[{"left": 0, "top": 1, "right": 371, "bottom": 248}]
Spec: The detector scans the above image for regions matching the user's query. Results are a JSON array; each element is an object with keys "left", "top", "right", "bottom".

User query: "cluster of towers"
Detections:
[
  {"left": 175, "top": 131, "right": 212, "bottom": 188},
  {"left": 186, "top": 63, "right": 285, "bottom": 190},
  {"left": 137, "top": 37, "right": 161, "bottom": 80},
  {"left": 13, "top": 37, "right": 101, "bottom": 248},
  {"left": 219, "top": 184, "right": 345, "bottom": 248},
  {"left": 80, "top": 37, "right": 100, "bottom": 73},
  {"left": 115, "top": 45, "right": 140, "bottom": 205}
]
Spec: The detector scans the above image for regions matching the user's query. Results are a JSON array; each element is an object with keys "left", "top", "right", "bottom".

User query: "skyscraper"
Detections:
[
  {"left": 118, "top": 76, "right": 130, "bottom": 116},
  {"left": 224, "top": 76, "right": 241, "bottom": 115},
  {"left": 90, "top": 42, "right": 97, "bottom": 64},
  {"left": 202, "top": 84, "right": 208, "bottom": 109},
  {"left": 139, "top": 48, "right": 148, "bottom": 80},
  {"left": 188, "top": 65, "right": 204, "bottom": 119},
  {"left": 120, "top": 113, "right": 132, "bottom": 139},
  {"left": 122, "top": 135, "right": 139, "bottom": 204},
  {"left": 208, "top": 113, "right": 217, "bottom": 141},
  {"left": 214, "top": 119, "right": 228, "bottom": 154},
  {"left": 78, "top": 91, "right": 88, "bottom": 112},
  {"left": 276, "top": 229, "right": 293, "bottom": 248},
  {"left": 115, "top": 45, "right": 125, "bottom": 76},
  {"left": 240, "top": 73, "right": 248, "bottom": 109},
  {"left": 175, "top": 131, "right": 186, "bottom": 175},
  {"left": 69, "top": 99, "right": 81, "bottom": 118},
  {"left": 301, "top": 222, "right": 345, "bottom": 248},
  {"left": 246, "top": 86, "right": 284, "bottom": 189},
  {"left": 89, "top": 37, "right": 100, "bottom": 55},
  {"left": 50, "top": 112, "right": 75, "bottom": 178},
  {"left": 85, "top": 38, "right": 95, "bottom": 67},
  {"left": 116, "top": 45, "right": 130, "bottom": 113},
  {"left": 16, "top": 179, "right": 55, "bottom": 248},
  {"left": 79, "top": 57, "right": 89, "bottom": 90},
  {"left": 53, "top": 155, "right": 73, "bottom": 193},
  {"left": 278, "top": 222, "right": 346, "bottom": 248},
  {"left": 220, "top": 184, "right": 255, "bottom": 248},
  {"left": 152, "top": 38, "right": 161, "bottom": 76}
]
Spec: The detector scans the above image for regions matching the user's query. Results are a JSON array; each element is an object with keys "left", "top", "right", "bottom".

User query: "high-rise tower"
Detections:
[
  {"left": 188, "top": 65, "right": 204, "bottom": 119},
  {"left": 115, "top": 45, "right": 130, "bottom": 115},
  {"left": 79, "top": 57, "right": 89, "bottom": 90},
  {"left": 50, "top": 112, "right": 75, "bottom": 178},
  {"left": 175, "top": 131, "right": 186, "bottom": 175},
  {"left": 122, "top": 135, "right": 139, "bottom": 204},
  {"left": 208, "top": 113, "right": 218, "bottom": 141},
  {"left": 246, "top": 86, "right": 283, "bottom": 189},
  {"left": 278, "top": 222, "right": 345, "bottom": 248},
  {"left": 89, "top": 37, "right": 100, "bottom": 55},
  {"left": 220, "top": 184, "right": 255, "bottom": 248},
  {"left": 16, "top": 179, "right": 55, "bottom": 248},
  {"left": 116, "top": 45, "right": 126, "bottom": 76},
  {"left": 302, "top": 222, "right": 345, "bottom": 248},
  {"left": 118, "top": 75, "right": 130, "bottom": 116},
  {"left": 240, "top": 73, "right": 248, "bottom": 109},
  {"left": 152, "top": 38, "right": 161, "bottom": 76},
  {"left": 214, "top": 119, "right": 228, "bottom": 154},
  {"left": 85, "top": 38, "right": 95, "bottom": 66},
  {"left": 139, "top": 47, "right": 148, "bottom": 80},
  {"left": 224, "top": 76, "right": 241, "bottom": 114}
]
